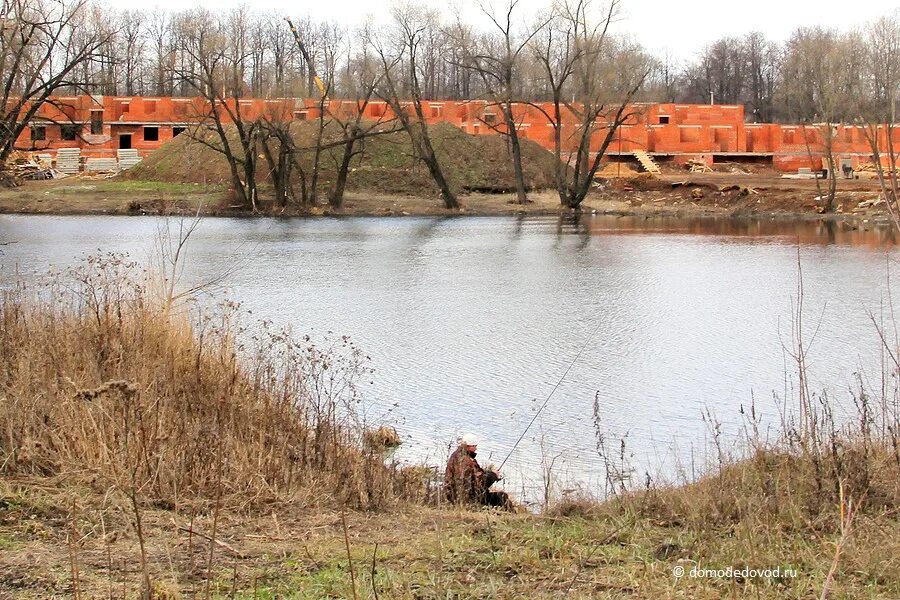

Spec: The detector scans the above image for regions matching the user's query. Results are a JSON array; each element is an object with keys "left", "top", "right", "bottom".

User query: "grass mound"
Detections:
[{"left": 127, "top": 121, "right": 560, "bottom": 196}]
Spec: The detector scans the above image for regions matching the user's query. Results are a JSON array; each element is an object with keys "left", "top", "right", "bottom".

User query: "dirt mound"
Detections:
[
  {"left": 128, "top": 121, "right": 560, "bottom": 196},
  {"left": 597, "top": 161, "right": 639, "bottom": 178}
]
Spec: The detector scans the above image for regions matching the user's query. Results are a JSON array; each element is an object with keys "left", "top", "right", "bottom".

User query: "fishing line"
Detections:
[{"left": 497, "top": 318, "right": 605, "bottom": 471}]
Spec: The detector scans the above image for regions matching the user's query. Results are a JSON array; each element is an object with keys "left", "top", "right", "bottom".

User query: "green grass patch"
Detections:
[{"left": 53, "top": 180, "right": 224, "bottom": 195}]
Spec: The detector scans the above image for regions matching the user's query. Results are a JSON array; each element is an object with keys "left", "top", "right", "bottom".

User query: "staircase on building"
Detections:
[
  {"left": 55, "top": 148, "right": 81, "bottom": 174},
  {"left": 117, "top": 149, "right": 142, "bottom": 170},
  {"left": 632, "top": 150, "right": 661, "bottom": 175}
]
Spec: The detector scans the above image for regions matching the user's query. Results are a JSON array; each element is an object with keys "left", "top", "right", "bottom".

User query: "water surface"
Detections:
[{"left": 2, "top": 214, "right": 897, "bottom": 501}]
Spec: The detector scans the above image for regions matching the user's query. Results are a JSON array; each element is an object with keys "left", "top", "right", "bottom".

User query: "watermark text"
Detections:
[{"left": 673, "top": 564, "right": 797, "bottom": 581}]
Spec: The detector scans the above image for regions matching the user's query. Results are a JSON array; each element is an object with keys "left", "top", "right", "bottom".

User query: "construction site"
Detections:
[{"left": 9, "top": 94, "right": 898, "bottom": 178}]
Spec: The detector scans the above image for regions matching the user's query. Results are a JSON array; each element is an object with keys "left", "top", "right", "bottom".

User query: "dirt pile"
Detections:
[
  {"left": 128, "top": 121, "right": 560, "bottom": 196},
  {"left": 597, "top": 161, "right": 639, "bottom": 178}
]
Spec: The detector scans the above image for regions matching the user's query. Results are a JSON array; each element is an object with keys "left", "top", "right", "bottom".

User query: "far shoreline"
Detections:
[{"left": 0, "top": 175, "right": 894, "bottom": 228}]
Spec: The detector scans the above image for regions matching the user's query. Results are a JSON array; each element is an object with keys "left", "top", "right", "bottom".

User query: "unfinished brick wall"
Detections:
[{"left": 12, "top": 95, "right": 892, "bottom": 172}]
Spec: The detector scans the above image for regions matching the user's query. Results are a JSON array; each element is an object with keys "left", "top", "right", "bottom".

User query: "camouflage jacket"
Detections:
[{"left": 444, "top": 445, "right": 499, "bottom": 504}]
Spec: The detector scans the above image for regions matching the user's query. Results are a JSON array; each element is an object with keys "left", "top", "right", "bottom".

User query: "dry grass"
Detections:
[{"left": 0, "top": 254, "right": 425, "bottom": 511}]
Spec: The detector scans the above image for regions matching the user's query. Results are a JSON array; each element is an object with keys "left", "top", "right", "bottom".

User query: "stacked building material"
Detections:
[
  {"left": 84, "top": 157, "right": 118, "bottom": 173},
  {"left": 117, "top": 149, "right": 142, "bottom": 170},
  {"left": 55, "top": 148, "right": 81, "bottom": 174}
]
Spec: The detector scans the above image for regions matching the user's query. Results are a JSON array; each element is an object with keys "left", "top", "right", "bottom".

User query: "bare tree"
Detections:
[
  {"left": 326, "top": 29, "right": 401, "bottom": 208},
  {"left": 374, "top": 5, "right": 459, "bottom": 210},
  {"left": 682, "top": 36, "right": 746, "bottom": 105},
  {"left": 0, "top": 0, "right": 112, "bottom": 169},
  {"left": 744, "top": 32, "right": 781, "bottom": 122},
  {"left": 859, "top": 12, "right": 900, "bottom": 227},
  {"left": 783, "top": 28, "right": 858, "bottom": 212},
  {"left": 532, "top": 0, "right": 649, "bottom": 209},
  {"left": 119, "top": 10, "right": 146, "bottom": 95},
  {"left": 175, "top": 9, "right": 260, "bottom": 210},
  {"left": 454, "top": 0, "right": 548, "bottom": 204}
]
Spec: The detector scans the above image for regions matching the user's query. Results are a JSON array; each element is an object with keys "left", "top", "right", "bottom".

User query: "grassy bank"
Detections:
[
  {"left": 1, "top": 257, "right": 899, "bottom": 598},
  {"left": 3, "top": 475, "right": 898, "bottom": 599}
]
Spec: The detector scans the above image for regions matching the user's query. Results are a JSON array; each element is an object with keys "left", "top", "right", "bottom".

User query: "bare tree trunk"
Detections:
[
  {"left": 329, "top": 135, "right": 355, "bottom": 208},
  {"left": 503, "top": 104, "right": 529, "bottom": 204},
  {"left": 375, "top": 9, "right": 459, "bottom": 210}
]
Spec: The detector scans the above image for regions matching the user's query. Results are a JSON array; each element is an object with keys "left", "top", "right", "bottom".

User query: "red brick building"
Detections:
[{"left": 14, "top": 95, "right": 899, "bottom": 173}]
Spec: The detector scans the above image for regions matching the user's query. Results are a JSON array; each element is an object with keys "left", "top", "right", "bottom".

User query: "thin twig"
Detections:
[
  {"left": 370, "top": 542, "right": 380, "bottom": 600},
  {"left": 341, "top": 508, "right": 359, "bottom": 600},
  {"left": 172, "top": 520, "right": 245, "bottom": 558}
]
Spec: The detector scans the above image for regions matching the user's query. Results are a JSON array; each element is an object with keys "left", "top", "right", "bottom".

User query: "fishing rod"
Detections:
[{"left": 497, "top": 318, "right": 605, "bottom": 471}]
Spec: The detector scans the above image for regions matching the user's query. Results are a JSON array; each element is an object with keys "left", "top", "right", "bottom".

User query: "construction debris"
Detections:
[
  {"left": 853, "top": 162, "right": 899, "bottom": 179},
  {"left": 84, "top": 157, "right": 118, "bottom": 173},
  {"left": 2, "top": 151, "right": 65, "bottom": 182},
  {"left": 117, "top": 149, "right": 142, "bottom": 170},
  {"left": 782, "top": 167, "right": 818, "bottom": 180},
  {"left": 686, "top": 159, "right": 712, "bottom": 173},
  {"left": 854, "top": 198, "right": 884, "bottom": 211},
  {"left": 718, "top": 184, "right": 759, "bottom": 195}
]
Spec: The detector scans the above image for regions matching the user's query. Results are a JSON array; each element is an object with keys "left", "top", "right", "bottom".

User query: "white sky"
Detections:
[{"left": 109, "top": 0, "right": 898, "bottom": 62}]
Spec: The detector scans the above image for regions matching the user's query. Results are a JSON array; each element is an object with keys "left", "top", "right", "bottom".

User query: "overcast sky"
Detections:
[{"left": 113, "top": 0, "right": 898, "bottom": 62}]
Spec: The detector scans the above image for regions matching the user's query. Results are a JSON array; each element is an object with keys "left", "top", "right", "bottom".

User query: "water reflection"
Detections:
[{"left": 583, "top": 214, "right": 897, "bottom": 246}]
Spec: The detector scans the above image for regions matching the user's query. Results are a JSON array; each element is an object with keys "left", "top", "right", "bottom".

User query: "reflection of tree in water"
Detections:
[
  {"left": 404, "top": 217, "right": 452, "bottom": 263},
  {"left": 554, "top": 214, "right": 591, "bottom": 251},
  {"left": 510, "top": 214, "right": 525, "bottom": 241}
]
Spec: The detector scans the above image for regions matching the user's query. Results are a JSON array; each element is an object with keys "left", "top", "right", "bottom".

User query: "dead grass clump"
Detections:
[
  {"left": 545, "top": 492, "right": 606, "bottom": 519},
  {"left": 363, "top": 425, "right": 402, "bottom": 452},
  {"left": 0, "top": 254, "right": 417, "bottom": 510}
]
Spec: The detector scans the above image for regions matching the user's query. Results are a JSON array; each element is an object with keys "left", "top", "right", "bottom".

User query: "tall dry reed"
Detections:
[{"left": 0, "top": 253, "right": 417, "bottom": 509}]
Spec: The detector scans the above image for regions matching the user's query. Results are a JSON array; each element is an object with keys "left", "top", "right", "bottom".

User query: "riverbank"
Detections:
[
  {"left": 0, "top": 172, "right": 892, "bottom": 225},
  {"left": 2, "top": 471, "right": 898, "bottom": 599}
]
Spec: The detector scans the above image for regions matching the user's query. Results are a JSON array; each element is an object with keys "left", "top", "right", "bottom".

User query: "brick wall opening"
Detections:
[
  {"left": 90, "top": 110, "right": 103, "bottom": 135},
  {"left": 143, "top": 126, "right": 159, "bottom": 142},
  {"left": 30, "top": 126, "right": 46, "bottom": 141},
  {"left": 61, "top": 124, "right": 80, "bottom": 141}
]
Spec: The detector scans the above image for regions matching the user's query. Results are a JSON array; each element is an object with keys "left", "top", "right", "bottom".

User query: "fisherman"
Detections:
[{"left": 444, "top": 433, "right": 513, "bottom": 510}]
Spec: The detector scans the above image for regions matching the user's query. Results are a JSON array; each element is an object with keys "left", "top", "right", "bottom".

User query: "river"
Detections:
[{"left": 1, "top": 213, "right": 897, "bottom": 503}]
